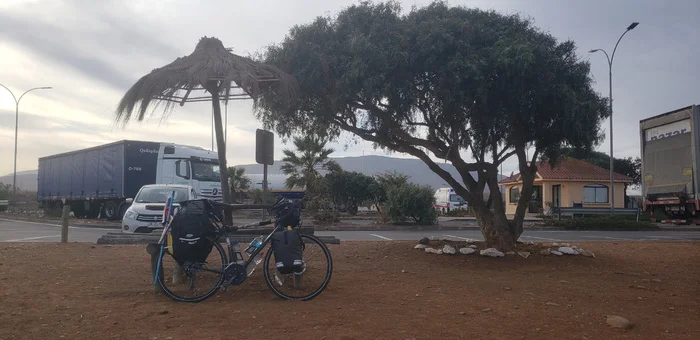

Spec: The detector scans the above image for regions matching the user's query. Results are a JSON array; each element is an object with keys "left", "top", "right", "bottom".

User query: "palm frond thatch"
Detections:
[{"left": 114, "top": 36, "right": 299, "bottom": 124}]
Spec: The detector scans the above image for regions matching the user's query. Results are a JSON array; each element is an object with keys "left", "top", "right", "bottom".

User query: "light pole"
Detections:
[
  {"left": 589, "top": 22, "right": 639, "bottom": 213},
  {"left": 0, "top": 84, "right": 52, "bottom": 204}
]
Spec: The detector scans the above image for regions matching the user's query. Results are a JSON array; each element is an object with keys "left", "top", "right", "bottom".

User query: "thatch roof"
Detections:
[{"left": 115, "top": 36, "right": 298, "bottom": 124}]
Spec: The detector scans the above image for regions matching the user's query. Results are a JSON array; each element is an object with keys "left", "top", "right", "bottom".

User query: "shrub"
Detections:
[
  {"left": 552, "top": 216, "right": 657, "bottom": 230},
  {"left": 443, "top": 208, "right": 472, "bottom": 217},
  {"left": 384, "top": 183, "right": 437, "bottom": 225}
]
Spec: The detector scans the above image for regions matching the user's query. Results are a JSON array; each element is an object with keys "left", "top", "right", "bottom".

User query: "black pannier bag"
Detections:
[
  {"left": 169, "top": 200, "right": 216, "bottom": 266},
  {"left": 270, "top": 229, "right": 304, "bottom": 274}
]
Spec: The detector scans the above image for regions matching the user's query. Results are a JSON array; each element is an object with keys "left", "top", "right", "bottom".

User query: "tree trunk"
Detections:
[
  {"left": 211, "top": 94, "right": 233, "bottom": 225},
  {"left": 474, "top": 203, "right": 515, "bottom": 251}
]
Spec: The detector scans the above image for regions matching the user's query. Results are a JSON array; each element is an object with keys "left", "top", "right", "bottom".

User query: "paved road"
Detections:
[{"left": 2, "top": 218, "right": 700, "bottom": 243}]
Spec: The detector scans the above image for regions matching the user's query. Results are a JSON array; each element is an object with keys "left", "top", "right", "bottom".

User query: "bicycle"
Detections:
[{"left": 154, "top": 197, "right": 333, "bottom": 303}]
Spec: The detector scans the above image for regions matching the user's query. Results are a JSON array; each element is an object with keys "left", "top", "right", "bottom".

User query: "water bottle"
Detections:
[{"left": 245, "top": 236, "right": 264, "bottom": 275}]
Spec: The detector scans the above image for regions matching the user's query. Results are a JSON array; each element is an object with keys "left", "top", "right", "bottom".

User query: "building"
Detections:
[{"left": 498, "top": 157, "right": 633, "bottom": 215}]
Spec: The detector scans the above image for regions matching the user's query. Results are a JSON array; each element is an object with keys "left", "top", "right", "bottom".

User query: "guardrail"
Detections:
[{"left": 554, "top": 207, "right": 640, "bottom": 220}]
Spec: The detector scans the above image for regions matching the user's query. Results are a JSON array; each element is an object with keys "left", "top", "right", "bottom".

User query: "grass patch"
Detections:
[{"left": 551, "top": 215, "right": 658, "bottom": 230}]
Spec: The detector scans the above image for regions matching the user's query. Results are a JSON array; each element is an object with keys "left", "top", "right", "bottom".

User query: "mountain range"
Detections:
[{"left": 1, "top": 156, "right": 505, "bottom": 193}]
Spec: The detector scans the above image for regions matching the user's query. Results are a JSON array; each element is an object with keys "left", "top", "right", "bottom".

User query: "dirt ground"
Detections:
[{"left": 0, "top": 241, "right": 698, "bottom": 340}]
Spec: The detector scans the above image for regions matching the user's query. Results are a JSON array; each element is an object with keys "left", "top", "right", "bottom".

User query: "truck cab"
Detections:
[{"left": 156, "top": 144, "right": 222, "bottom": 202}]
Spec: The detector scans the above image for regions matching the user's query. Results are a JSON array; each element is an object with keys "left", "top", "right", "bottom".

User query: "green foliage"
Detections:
[
  {"left": 0, "top": 182, "right": 10, "bottom": 200},
  {"left": 325, "top": 171, "right": 377, "bottom": 215},
  {"left": 248, "top": 189, "right": 278, "bottom": 205},
  {"left": 384, "top": 183, "right": 437, "bottom": 225},
  {"left": 280, "top": 135, "right": 339, "bottom": 193},
  {"left": 227, "top": 166, "right": 252, "bottom": 202},
  {"left": 551, "top": 216, "right": 657, "bottom": 230},
  {"left": 443, "top": 208, "right": 472, "bottom": 217}
]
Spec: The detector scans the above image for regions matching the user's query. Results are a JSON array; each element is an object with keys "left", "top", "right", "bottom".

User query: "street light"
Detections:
[
  {"left": 0, "top": 84, "right": 52, "bottom": 205},
  {"left": 589, "top": 21, "right": 639, "bottom": 213}
]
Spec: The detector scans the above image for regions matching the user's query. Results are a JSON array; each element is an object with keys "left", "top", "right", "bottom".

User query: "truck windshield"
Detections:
[
  {"left": 192, "top": 161, "right": 220, "bottom": 182},
  {"left": 135, "top": 187, "right": 189, "bottom": 203}
]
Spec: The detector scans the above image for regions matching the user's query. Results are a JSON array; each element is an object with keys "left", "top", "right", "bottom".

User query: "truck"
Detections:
[
  {"left": 640, "top": 105, "right": 700, "bottom": 224},
  {"left": 37, "top": 140, "right": 222, "bottom": 220}
]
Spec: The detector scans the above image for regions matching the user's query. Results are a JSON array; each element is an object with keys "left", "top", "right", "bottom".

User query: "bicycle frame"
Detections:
[{"left": 220, "top": 221, "right": 283, "bottom": 272}]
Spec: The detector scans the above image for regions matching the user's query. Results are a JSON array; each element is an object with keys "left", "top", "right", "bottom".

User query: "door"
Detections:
[
  {"left": 551, "top": 185, "right": 561, "bottom": 214},
  {"left": 528, "top": 185, "right": 543, "bottom": 213}
]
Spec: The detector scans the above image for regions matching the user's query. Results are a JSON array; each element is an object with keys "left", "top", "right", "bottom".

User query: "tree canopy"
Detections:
[{"left": 256, "top": 1, "right": 608, "bottom": 249}]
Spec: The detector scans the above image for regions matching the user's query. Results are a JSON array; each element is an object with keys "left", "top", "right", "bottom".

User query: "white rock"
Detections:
[
  {"left": 480, "top": 248, "right": 505, "bottom": 257},
  {"left": 540, "top": 249, "right": 551, "bottom": 256},
  {"left": 459, "top": 247, "right": 476, "bottom": 255},
  {"left": 518, "top": 251, "right": 531, "bottom": 259},
  {"left": 606, "top": 315, "right": 634, "bottom": 330},
  {"left": 579, "top": 250, "right": 595, "bottom": 258},
  {"left": 464, "top": 238, "right": 479, "bottom": 243},
  {"left": 469, "top": 245, "right": 478, "bottom": 249},
  {"left": 442, "top": 245, "right": 456, "bottom": 254},
  {"left": 414, "top": 244, "right": 427, "bottom": 249},
  {"left": 550, "top": 250, "right": 564, "bottom": 256},
  {"left": 558, "top": 247, "right": 579, "bottom": 255},
  {"left": 436, "top": 249, "right": 443, "bottom": 255},
  {"left": 424, "top": 247, "right": 437, "bottom": 253},
  {"left": 428, "top": 236, "right": 439, "bottom": 241},
  {"left": 439, "top": 236, "right": 448, "bottom": 241},
  {"left": 552, "top": 242, "right": 560, "bottom": 247},
  {"left": 506, "top": 251, "right": 516, "bottom": 255}
]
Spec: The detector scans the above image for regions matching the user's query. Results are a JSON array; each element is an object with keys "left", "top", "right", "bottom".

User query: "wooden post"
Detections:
[
  {"left": 61, "top": 202, "right": 70, "bottom": 243},
  {"left": 146, "top": 244, "right": 164, "bottom": 294}
]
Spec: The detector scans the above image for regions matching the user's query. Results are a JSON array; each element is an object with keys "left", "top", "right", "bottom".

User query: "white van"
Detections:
[{"left": 434, "top": 187, "right": 467, "bottom": 212}]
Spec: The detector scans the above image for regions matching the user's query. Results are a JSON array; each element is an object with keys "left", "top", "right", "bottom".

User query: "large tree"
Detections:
[{"left": 256, "top": 1, "right": 608, "bottom": 250}]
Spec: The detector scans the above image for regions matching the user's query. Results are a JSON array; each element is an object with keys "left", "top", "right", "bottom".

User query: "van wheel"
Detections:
[{"left": 103, "top": 201, "right": 120, "bottom": 220}]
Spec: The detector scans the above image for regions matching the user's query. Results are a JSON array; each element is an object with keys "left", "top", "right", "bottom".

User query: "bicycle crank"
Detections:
[{"left": 223, "top": 263, "right": 247, "bottom": 287}]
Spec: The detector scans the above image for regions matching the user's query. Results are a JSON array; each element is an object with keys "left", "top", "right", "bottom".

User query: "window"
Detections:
[
  {"left": 135, "top": 187, "right": 189, "bottom": 203},
  {"left": 509, "top": 187, "right": 520, "bottom": 203},
  {"left": 191, "top": 161, "right": 221, "bottom": 182},
  {"left": 583, "top": 184, "right": 608, "bottom": 203}
]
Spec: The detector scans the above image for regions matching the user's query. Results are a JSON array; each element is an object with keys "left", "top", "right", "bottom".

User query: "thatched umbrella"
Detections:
[{"left": 115, "top": 36, "right": 298, "bottom": 222}]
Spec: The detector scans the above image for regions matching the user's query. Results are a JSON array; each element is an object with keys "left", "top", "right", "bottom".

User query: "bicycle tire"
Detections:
[
  {"left": 263, "top": 234, "right": 333, "bottom": 301},
  {"left": 157, "top": 236, "right": 227, "bottom": 303}
]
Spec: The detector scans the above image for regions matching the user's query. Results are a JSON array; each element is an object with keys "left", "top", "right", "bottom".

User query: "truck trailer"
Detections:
[
  {"left": 640, "top": 105, "right": 700, "bottom": 223},
  {"left": 37, "top": 140, "right": 222, "bottom": 220}
]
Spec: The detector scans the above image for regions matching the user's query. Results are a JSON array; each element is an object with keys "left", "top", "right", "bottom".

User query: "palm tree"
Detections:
[
  {"left": 228, "top": 166, "right": 252, "bottom": 203},
  {"left": 280, "top": 136, "right": 339, "bottom": 193},
  {"left": 113, "top": 36, "right": 298, "bottom": 224}
]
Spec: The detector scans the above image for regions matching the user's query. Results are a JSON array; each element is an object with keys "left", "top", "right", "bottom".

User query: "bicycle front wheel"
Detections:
[
  {"left": 263, "top": 234, "right": 333, "bottom": 301},
  {"left": 156, "top": 236, "right": 226, "bottom": 303}
]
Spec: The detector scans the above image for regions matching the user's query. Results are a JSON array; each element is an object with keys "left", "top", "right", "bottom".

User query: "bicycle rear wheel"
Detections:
[
  {"left": 263, "top": 234, "right": 333, "bottom": 301},
  {"left": 156, "top": 236, "right": 226, "bottom": 303}
]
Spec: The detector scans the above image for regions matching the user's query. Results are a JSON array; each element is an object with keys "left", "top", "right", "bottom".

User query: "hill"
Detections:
[
  {"left": 235, "top": 155, "right": 505, "bottom": 192},
  {"left": 0, "top": 169, "right": 38, "bottom": 192}
]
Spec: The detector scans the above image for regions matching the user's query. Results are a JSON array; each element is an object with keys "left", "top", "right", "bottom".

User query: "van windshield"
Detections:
[
  {"left": 449, "top": 194, "right": 466, "bottom": 203},
  {"left": 135, "top": 187, "right": 189, "bottom": 203},
  {"left": 192, "top": 161, "right": 220, "bottom": 182}
]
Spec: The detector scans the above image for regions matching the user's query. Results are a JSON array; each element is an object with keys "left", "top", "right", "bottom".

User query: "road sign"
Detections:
[{"left": 255, "top": 129, "right": 274, "bottom": 166}]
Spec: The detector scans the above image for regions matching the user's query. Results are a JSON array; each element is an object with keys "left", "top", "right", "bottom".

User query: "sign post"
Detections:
[{"left": 256, "top": 129, "right": 274, "bottom": 219}]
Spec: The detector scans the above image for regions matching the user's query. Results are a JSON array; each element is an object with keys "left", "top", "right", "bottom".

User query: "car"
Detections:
[{"left": 121, "top": 184, "right": 197, "bottom": 234}]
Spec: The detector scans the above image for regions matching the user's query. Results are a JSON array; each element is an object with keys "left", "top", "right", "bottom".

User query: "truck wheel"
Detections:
[{"left": 103, "top": 201, "right": 120, "bottom": 220}]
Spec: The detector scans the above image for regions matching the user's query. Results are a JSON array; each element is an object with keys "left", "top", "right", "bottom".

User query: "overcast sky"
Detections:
[{"left": 1, "top": 0, "right": 698, "bottom": 178}]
